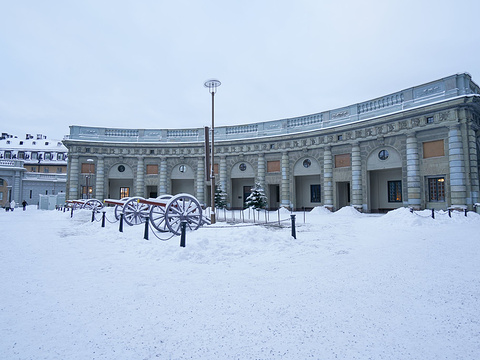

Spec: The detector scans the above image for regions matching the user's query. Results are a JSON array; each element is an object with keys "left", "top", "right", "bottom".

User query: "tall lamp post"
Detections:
[{"left": 204, "top": 79, "right": 221, "bottom": 224}]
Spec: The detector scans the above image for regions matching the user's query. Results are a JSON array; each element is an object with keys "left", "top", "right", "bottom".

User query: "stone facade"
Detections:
[{"left": 63, "top": 73, "right": 480, "bottom": 212}]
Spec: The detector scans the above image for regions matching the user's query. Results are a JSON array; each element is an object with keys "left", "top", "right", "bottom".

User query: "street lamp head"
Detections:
[{"left": 204, "top": 79, "right": 221, "bottom": 94}]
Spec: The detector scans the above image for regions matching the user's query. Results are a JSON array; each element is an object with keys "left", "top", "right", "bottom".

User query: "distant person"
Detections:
[
  {"left": 10, "top": 200, "right": 16, "bottom": 211},
  {"left": 22, "top": 200, "right": 28, "bottom": 210}
]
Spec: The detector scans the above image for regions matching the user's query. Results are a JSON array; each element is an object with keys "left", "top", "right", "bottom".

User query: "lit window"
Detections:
[
  {"left": 388, "top": 181, "right": 402, "bottom": 202},
  {"left": 120, "top": 187, "right": 130, "bottom": 198},
  {"left": 428, "top": 177, "right": 445, "bottom": 201}
]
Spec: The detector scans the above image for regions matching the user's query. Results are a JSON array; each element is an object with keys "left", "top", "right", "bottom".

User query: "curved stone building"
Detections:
[{"left": 63, "top": 73, "right": 480, "bottom": 212}]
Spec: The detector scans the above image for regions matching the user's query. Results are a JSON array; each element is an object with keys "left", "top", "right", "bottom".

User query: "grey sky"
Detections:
[{"left": 1, "top": 0, "right": 479, "bottom": 140}]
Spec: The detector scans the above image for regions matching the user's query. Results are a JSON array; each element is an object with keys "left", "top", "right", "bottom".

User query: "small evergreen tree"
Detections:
[
  {"left": 245, "top": 182, "right": 267, "bottom": 210},
  {"left": 214, "top": 185, "right": 227, "bottom": 209}
]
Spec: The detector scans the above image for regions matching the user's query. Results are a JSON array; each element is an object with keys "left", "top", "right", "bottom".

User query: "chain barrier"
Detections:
[
  {"left": 410, "top": 207, "right": 470, "bottom": 219},
  {"left": 147, "top": 219, "right": 177, "bottom": 241}
]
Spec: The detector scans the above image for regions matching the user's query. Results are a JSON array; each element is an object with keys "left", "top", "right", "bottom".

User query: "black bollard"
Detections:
[
  {"left": 431, "top": 209, "right": 435, "bottom": 219},
  {"left": 71, "top": 207, "right": 74, "bottom": 218},
  {"left": 448, "top": 209, "right": 452, "bottom": 218},
  {"left": 291, "top": 214, "right": 296, "bottom": 239},
  {"left": 144, "top": 217, "right": 149, "bottom": 240},
  {"left": 91, "top": 210, "right": 95, "bottom": 222},
  {"left": 102, "top": 211, "right": 106, "bottom": 227},
  {"left": 465, "top": 209, "right": 468, "bottom": 217},
  {"left": 180, "top": 221, "right": 187, "bottom": 247},
  {"left": 119, "top": 213, "right": 124, "bottom": 232}
]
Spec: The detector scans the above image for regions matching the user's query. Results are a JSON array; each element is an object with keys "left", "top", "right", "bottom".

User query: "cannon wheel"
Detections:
[
  {"left": 123, "top": 197, "right": 149, "bottom": 226},
  {"left": 149, "top": 195, "right": 172, "bottom": 232},
  {"left": 114, "top": 198, "right": 129, "bottom": 220},
  {"left": 83, "top": 199, "right": 103, "bottom": 211},
  {"left": 165, "top": 194, "right": 203, "bottom": 236}
]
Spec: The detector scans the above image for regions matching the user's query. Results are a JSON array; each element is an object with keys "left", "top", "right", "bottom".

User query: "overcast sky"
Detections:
[{"left": 1, "top": 0, "right": 479, "bottom": 140}]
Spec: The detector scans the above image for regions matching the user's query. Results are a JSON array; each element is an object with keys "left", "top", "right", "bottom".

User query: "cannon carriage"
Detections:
[{"left": 103, "top": 193, "right": 208, "bottom": 235}]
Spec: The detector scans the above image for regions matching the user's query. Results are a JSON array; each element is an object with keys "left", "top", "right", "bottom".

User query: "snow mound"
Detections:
[
  {"left": 377, "top": 207, "right": 432, "bottom": 227},
  {"left": 332, "top": 206, "right": 363, "bottom": 217},
  {"left": 308, "top": 206, "right": 332, "bottom": 215}
]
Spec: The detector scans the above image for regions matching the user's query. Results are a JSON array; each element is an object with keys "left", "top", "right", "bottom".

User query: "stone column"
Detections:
[
  {"left": 406, "top": 133, "right": 421, "bottom": 210},
  {"left": 448, "top": 124, "right": 467, "bottom": 207},
  {"left": 219, "top": 156, "right": 227, "bottom": 192},
  {"left": 280, "top": 152, "right": 290, "bottom": 208},
  {"left": 467, "top": 121, "right": 479, "bottom": 206},
  {"left": 68, "top": 155, "right": 79, "bottom": 200},
  {"left": 159, "top": 158, "right": 168, "bottom": 195},
  {"left": 323, "top": 146, "right": 333, "bottom": 209},
  {"left": 95, "top": 156, "right": 105, "bottom": 200},
  {"left": 135, "top": 156, "right": 144, "bottom": 197},
  {"left": 351, "top": 142, "right": 363, "bottom": 210},
  {"left": 196, "top": 157, "right": 205, "bottom": 204},
  {"left": 257, "top": 153, "right": 265, "bottom": 190}
]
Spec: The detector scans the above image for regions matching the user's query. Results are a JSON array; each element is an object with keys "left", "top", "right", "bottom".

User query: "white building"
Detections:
[
  {"left": 0, "top": 133, "right": 67, "bottom": 208},
  {"left": 63, "top": 73, "right": 480, "bottom": 212}
]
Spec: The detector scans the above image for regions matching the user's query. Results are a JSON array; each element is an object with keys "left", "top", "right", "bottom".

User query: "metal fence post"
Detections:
[
  {"left": 91, "top": 210, "right": 95, "bottom": 222},
  {"left": 431, "top": 209, "right": 435, "bottom": 219},
  {"left": 180, "top": 221, "right": 187, "bottom": 247},
  {"left": 101, "top": 211, "right": 106, "bottom": 227},
  {"left": 144, "top": 217, "right": 149, "bottom": 240},
  {"left": 448, "top": 209, "right": 452, "bottom": 218},
  {"left": 291, "top": 214, "right": 296, "bottom": 239},
  {"left": 71, "top": 207, "right": 74, "bottom": 218},
  {"left": 119, "top": 213, "right": 124, "bottom": 232}
]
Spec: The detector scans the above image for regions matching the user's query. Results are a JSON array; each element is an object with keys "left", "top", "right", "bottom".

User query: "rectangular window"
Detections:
[
  {"left": 30, "top": 190, "right": 32, "bottom": 199},
  {"left": 81, "top": 186, "right": 93, "bottom": 199},
  {"left": 0, "top": 192, "right": 3, "bottom": 200},
  {"left": 267, "top": 160, "right": 281, "bottom": 173},
  {"left": 18, "top": 151, "right": 25, "bottom": 159},
  {"left": 56, "top": 167, "right": 63, "bottom": 173},
  {"left": 4, "top": 151, "right": 11, "bottom": 159},
  {"left": 81, "top": 163, "right": 95, "bottom": 174},
  {"left": 30, "top": 167, "right": 36, "bottom": 172},
  {"left": 57, "top": 153, "right": 63, "bottom": 160},
  {"left": 43, "top": 168, "right": 49, "bottom": 173},
  {"left": 146, "top": 164, "right": 158, "bottom": 175},
  {"left": 0, "top": 179, "right": 3, "bottom": 186},
  {"left": 388, "top": 180, "right": 402, "bottom": 202},
  {"left": 310, "top": 184, "right": 321, "bottom": 202},
  {"left": 428, "top": 177, "right": 445, "bottom": 201},
  {"left": 335, "top": 154, "right": 351, "bottom": 168},
  {"left": 120, "top": 187, "right": 130, "bottom": 198},
  {"left": 423, "top": 140, "right": 444, "bottom": 158},
  {"left": 44, "top": 152, "right": 52, "bottom": 160},
  {"left": 31, "top": 152, "right": 38, "bottom": 160},
  {"left": 426, "top": 116, "right": 434, "bottom": 124}
]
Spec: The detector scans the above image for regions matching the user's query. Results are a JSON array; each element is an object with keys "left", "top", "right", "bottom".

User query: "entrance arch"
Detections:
[
  {"left": 367, "top": 146, "right": 403, "bottom": 212},
  {"left": 171, "top": 164, "right": 195, "bottom": 195},
  {"left": 230, "top": 161, "right": 255, "bottom": 209},
  {"left": 293, "top": 157, "right": 321, "bottom": 210},
  {"left": 108, "top": 163, "right": 134, "bottom": 199}
]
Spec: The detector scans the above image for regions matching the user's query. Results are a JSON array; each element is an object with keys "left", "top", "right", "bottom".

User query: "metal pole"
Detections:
[
  {"left": 101, "top": 211, "right": 106, "bottom": 227},
  {"left": 211, "top": 91, "right": 216, "bottom": 224},
  {"left": 119, "top": 213, "right": 124, "bottom": 232},
  {"left": 180, "top": 221, "right": 187, "bottom": 247},
  {"left": 291, "top": 214, "right": 296, "bottom": 239},
  {"left": 144, "top": 217, "right": 149, "bottom": 240}
]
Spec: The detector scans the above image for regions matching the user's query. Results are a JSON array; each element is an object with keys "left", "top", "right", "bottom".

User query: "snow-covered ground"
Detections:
[{"left": 1, "top": 206, "right": 479, "bottom": 359}]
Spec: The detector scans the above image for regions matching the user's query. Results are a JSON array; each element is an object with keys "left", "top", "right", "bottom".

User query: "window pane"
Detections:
[
  {"left": 310, "top": 184, "right": 321, "bottom": 202},
  {"left": 388, "top": 181, "right": 402, "bottom": 202}
]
